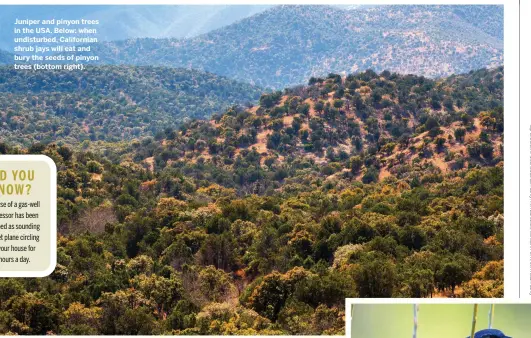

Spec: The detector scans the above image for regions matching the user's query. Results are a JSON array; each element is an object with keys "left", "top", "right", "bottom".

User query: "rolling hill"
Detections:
[
  {"left": 87, "top": 5, "right": 503, "bottom": 88},
  {"left": 0, "top": 65, "right": 261, "bottom": 146},
  {"left": 125, "top": 66, "right": 503, "bottom": 190}
]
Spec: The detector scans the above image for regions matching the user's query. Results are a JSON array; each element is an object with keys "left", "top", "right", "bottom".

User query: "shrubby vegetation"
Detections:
[
  {"left": 0, "top": 67, "right": 503, "bottom": 335},
  {"left": 128, "top": 67, "right": 503, "bottom": 191}
]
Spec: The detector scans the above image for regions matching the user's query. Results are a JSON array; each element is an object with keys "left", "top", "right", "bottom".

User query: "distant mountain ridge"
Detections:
[
  {"left": 85, "top": 5, "right": 503, "bottom": 89},
  {"left": 0, "top": 5, "right": 271, "bottom": 51}
]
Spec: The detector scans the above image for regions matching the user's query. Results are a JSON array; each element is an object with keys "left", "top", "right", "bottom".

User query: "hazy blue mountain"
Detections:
[
  {"left": 85, "top": 5, "right": 503, "bottom": 89},
  {"left": 0, "top": 50, "right": 11, "bottom": 64},
  {"left": 450, "top": 5, "right": 504, "bottom": 40},
  {"left": 0, "top": 5, "right": 271, "bottom": 51}
]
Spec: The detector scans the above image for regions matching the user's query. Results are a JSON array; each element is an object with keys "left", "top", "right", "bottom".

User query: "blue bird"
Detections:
[{"left": 467, "top": 329, "right": 511, "bottom": 338}]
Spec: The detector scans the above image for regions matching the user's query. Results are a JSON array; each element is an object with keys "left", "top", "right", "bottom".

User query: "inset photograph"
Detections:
[{"left": 349, "top": 302, "right": 528, "bottom": 338}]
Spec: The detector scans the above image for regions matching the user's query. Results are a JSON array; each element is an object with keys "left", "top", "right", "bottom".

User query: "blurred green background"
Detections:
[{"left": 351, "top": 304, "right": 531, "bottom": 338}]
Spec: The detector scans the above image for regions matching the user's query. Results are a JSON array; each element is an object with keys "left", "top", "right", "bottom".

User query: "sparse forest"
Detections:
[{"left": 0, "top": 66, "right": 503, "bottom": 335}]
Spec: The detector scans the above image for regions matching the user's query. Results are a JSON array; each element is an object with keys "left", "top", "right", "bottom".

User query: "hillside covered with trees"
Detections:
[
  {"left": 0, "top": 66, "right": 261, "bottom": 146},
  {"left": 0, "top": 67, "right": 503, "bottom": 335}
]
